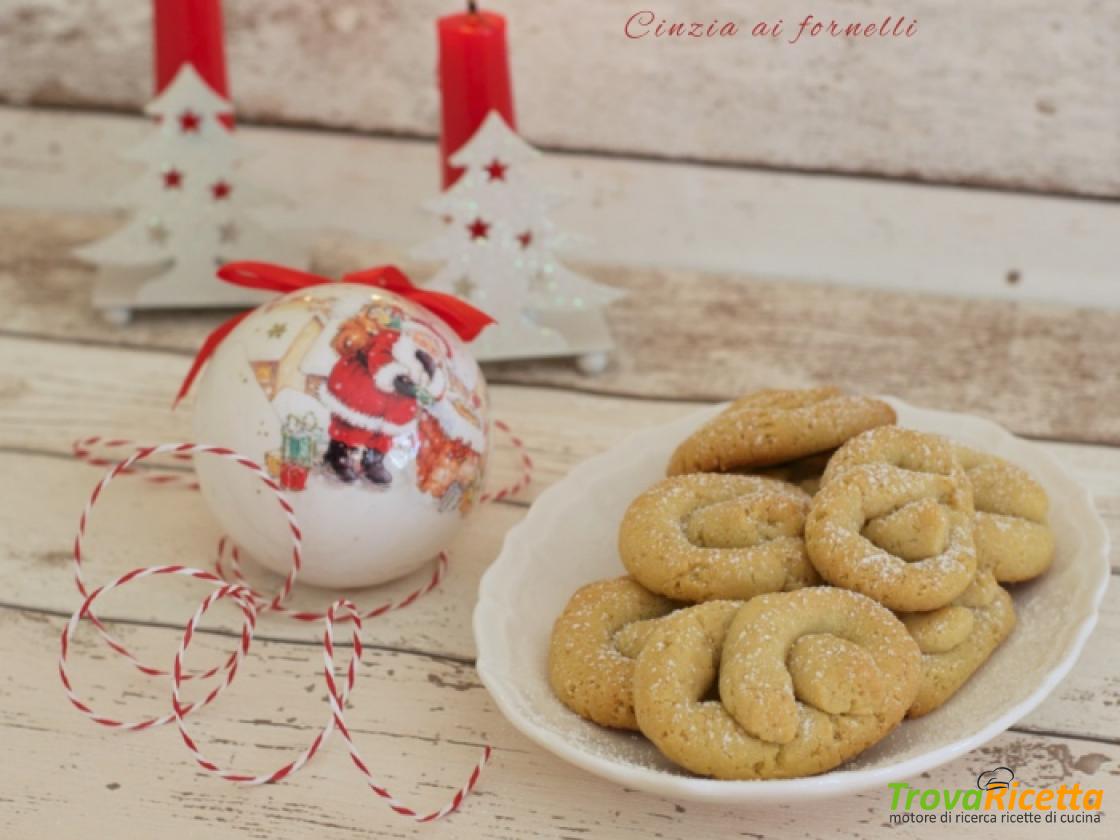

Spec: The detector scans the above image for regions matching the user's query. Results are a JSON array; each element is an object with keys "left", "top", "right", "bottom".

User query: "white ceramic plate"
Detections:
[{"left": 474, "top": 398, "right": 1110, "bottom": 803}]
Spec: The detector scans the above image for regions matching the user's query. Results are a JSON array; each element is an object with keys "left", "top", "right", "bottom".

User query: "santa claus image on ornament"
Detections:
[{"left": 318, "top": 304, "right": 446, "bottom": 486}]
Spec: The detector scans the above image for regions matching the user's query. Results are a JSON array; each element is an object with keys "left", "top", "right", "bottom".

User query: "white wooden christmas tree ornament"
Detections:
[
  {"left": 415, "top": 112, "right": 623, "bottom": 368},
  {"left": 76, "top": 65, "right": 306, "bottom": 323}
]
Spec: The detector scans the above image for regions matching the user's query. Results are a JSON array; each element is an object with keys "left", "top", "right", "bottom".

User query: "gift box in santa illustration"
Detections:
[{"left": 318, "top": 304, "right": 447, "bottom": 486}]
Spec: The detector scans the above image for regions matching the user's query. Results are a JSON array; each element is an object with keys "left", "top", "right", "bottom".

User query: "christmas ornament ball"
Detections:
[{"left": 192, "top": 283, "right": 489, "bottom": 588}]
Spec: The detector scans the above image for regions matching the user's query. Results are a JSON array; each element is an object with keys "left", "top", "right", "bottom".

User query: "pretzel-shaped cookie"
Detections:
[
  {"left": 619, "top": 474, "right": 818, "bottom": 602},
  {"left": 667, "top": 387, "right": 896, "bottom": 476},
  {"left": 821, "top": 427, "right": 1051, "bottom": 585},
  {"left": 548, "top": 577, "right": 678, "bottom": 729},
  {"left": 633, "top": 589, "right": 919, "bottom": 780},
  {"left": 953, "top": 445, "right": 1054, "bottom": 583},
  {"left": 899, "top": 570, "right": 1016, "bottom": 717},
  {"left": 820, "top": 425, "right": 962, "bottom": 488},
  {"left": 805, "top": 462, "right": 977, "bottom": 611}
]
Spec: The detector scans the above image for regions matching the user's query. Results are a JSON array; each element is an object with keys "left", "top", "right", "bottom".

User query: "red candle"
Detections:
[
  {"left": 437, "top": 2, "right": 517, "bottom": 188},
  {"left": 152, "top": 0, "right": 230, "bottom": 98}
]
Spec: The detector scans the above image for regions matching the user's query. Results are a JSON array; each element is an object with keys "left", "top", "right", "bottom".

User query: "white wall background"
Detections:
[{"left": 1, "top": 0, "right": 1117, "bottom": 196}]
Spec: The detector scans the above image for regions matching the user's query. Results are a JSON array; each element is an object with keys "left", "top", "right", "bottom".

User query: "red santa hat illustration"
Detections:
[{"left": 319, "top": 329, "right": 446, "bottom": 448}]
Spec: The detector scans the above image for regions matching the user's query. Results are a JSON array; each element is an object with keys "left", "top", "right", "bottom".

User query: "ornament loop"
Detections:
[
  {"left": 213, "top": 538, "right": 449, "bottom": 623},
  {"left": 322, "top": 599, "right": 492, "bottom": 821},
  {"left": 72, "top": 442, "right": 303, "bottom": 676},
  {"left": 58, "top": 422, "right": 535, "bottom": 820},
  {"left": 59, "top": 565, "right": 258, "bottom": 730},
  {"left": 171, "top": 587, "right": 359, "bottom": 785}
]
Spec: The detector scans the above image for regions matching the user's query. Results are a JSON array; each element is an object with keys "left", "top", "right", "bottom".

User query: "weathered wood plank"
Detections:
[
  {"left": 4, "top": 108, "right": 1120, "bottom": 308},
  {"left": 2, "top": 332, "right": 1119, "bottom": 568},
  {"left": 2, "top": 609, "right": 1116, "bottom": 840},
  {"left": 1, "top": 215, "right": 1118, "bottom": 444},
  {"left": 488, "top": 266, "right": 1120, "bottom": 448},
  {"left": 1, "top": 2, "right": 1118, "bottom": 197},
  {"left": 0, "top": 447, "right": 519, "bottom": 659},
  {"left": 0, "top": 391, "right": 1115, "bottom": 742}
]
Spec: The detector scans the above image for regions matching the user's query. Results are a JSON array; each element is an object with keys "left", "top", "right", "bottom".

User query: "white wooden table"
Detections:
[{"left": 1, "top": 122, "right": 1117, "bottom": 839}]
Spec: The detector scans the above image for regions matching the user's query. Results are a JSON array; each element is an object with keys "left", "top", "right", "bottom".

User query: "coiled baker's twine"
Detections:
[{"left": 59, "top": 423, "right": 532, "bottom": 821}]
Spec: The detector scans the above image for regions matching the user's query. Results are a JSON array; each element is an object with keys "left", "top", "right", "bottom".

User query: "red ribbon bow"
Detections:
[{"left": 174, "top": 262, "right": 495, "bottom": 407}]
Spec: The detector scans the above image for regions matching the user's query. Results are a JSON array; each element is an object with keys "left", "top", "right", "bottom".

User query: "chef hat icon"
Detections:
[{"left": 977, "top": 766, "right": 1015, "bottom": 790}]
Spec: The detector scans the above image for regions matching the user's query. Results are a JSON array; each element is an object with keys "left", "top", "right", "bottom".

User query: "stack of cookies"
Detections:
[{"left": 548, "top": 387, "right": 1053, "bottom": 780}]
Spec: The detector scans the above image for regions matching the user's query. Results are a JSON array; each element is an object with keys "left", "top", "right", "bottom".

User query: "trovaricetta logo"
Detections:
[{"left": 887, "top": 765, "right": 1104, "bottom": 826}]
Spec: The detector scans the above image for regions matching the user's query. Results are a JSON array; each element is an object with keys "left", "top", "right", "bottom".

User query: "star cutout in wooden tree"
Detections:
[
  {"left": 178, "top": 110, "right": 201, "bottom": 133},
  {"left": 211, "top": 180, "right": 232, "bottom": 200},
  {"left": 467, "top": 218, "right": 490, "bottom": 240},
  {"left": 484, "top": 158, "right": 508, "bottom": 181}
]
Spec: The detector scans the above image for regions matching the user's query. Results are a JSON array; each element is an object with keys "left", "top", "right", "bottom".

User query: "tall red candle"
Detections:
[
  {"left": 437, "top": 2, "right": 516, "bottom": 188},
  {"left": 153, "top": 0, "right": 230, "bottom": 97}
]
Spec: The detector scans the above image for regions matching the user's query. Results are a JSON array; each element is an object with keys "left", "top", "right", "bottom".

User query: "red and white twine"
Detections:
[
  {"left": 59, "top": 422, "right": 532, "bottom": 820},
  {"left": 72, "top": 436, "right": 199, "bottom": 489},
  {"left": 322, "top": 600, "right": 493, "bottom": 821},
  {"left": 479, "top": 419, "right": 533, "bottom": 504},
  {"left": 59, "top": 564, "right": 258, "bottom": 731}
]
